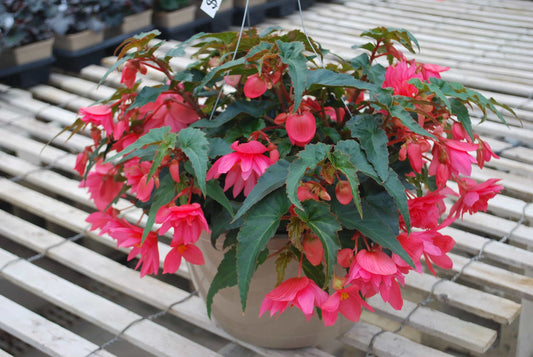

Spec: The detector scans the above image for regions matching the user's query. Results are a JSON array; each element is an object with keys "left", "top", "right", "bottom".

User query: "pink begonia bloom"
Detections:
[
  {"left": 285, "top": 111, "right": 316, "bottom": 147},
  {"left": 429, "top": 139, "right": 478, "bottom": 187},
  {"left": 337, "top": 248, "right": 354, "bottom": 268},
  {"left": 297, "top": 181, "right": 331, "bottom": 202},
  {"left": 335, "top": 180, "right": 353, "bottom": 205},
  {"left": 79, "top": 105, "right": 114, "bottom": 135},
  {"left": 259, "top": 277, "right": 328, "bottom": 320},
  {"left": 121, "top": 59, "right": 147, "bottom": 88},
  {"left": 155, "top": 202, "right": 210, "bottom": 245},
  {"left": 224, "top": 74, "right": 241, "bottom": 88},
  {"left": 123, "top": 158, "right": 157, "bottom": 202},
  {"left": 406, "top": 190, "right": 447, "bottom": 229},
  {"left": 112, "top": 132, "right": 140, "bottom": 153},
  {"left": 450, "top": 177, "right": 503, "bottom": 218},
  {"left": 348, "top": 248, "right": 404, "bottom": 310},
  {"left": 86, "top": 208, "right": 122, "bottom": 233},
  {"left": 399, "top": 138, "right": 431, "bottom": 174},
  {"left": 302, "top": 234, "right": 323, "bottom": 266},
  {"left": 382, "top": 60, "right": 423, "bottom": 97},
  {"left": 206, "top": 140, "right": 273, "bottom": 197},
  {"left": 321, "top": 277, "right": 374, "bottom": 326},
  {"left": 244, "top": 73, "right": 268, "bottom": 98},
  {"left": 105, "top": 219, "right": 160, "bottom": 277},
  {"left": 74, "top": 146, "right": 92, "bottom": 176},
  {"left": 81, "top": 161, "right": 124, "bottom": 211},
  {"left": 143, "top": 93, "right": 199, "bottom": 133},
  {"left": 419, "top": 63, "right": 449, "bottom": 81},
  {"left": 476, "top": 139, "right": 499, "bottom": 169},
  {"left": 163, "top": 243, "right": 205, "bottom": 274}
]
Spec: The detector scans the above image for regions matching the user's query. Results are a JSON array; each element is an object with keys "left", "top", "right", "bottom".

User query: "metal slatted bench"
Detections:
[{"left": 1, "top": 0, "right": 533, "bottom": 355}]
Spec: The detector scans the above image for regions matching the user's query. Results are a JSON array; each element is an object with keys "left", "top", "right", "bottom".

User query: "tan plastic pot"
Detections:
[
  {"left": 105, "top": 10, "right": 154, "bottom": 39},
  {"left": 54, "top": 30, "right": 104, "bottom": 52},
  {"left": 0, "top": 38, "right": 54, "bottom": 69},
  {"left": 153, "top": 5, "right": 196, "bottom": 29},
  {"left": 188, "top": 232, "right": 354, "bottom": 348}
]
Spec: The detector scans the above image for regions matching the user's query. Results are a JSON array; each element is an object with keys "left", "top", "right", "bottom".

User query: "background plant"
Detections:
[{"left": 71, "top": 28, "right": 512, "bottom": 325}]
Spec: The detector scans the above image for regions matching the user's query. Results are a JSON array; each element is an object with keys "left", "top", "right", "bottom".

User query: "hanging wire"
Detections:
[{"left": 365, "top": 201, "right": 531, "bottom": 356}]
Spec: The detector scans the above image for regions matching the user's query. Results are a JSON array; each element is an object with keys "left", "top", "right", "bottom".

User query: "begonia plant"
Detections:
[{"left": 70, "top": 28, "right": 511, "bottom": 326}]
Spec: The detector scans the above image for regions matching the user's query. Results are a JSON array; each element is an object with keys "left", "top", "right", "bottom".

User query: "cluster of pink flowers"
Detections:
[{"left": 74, "top": 30, "right": 505, "bottom": 328}]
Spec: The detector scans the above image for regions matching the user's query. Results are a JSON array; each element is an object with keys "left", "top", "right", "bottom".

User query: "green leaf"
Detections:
[
  {"left": 128, "top": 85, "right": 169, "bottom": 111},
  {"left": 148, "top": 132, "right": 177, "bottom": 179},
  {"left": 207, "top": 137, "right": 233, "bottom": 158},
  {"left": 305, "top": 69, "right": 378, "bottom": 92},
  {"left": 286, "top": 143, "right": 331, "bottom": 210},
  {"left": 177, "top": 128, "right": 209, "bottom": 195},
  {"left": 277, "top": 40, "right": 307, "bottom": 111},
  {"left": 191, "top": 100, "right": 272, "bottom": 129},
  {"left": 383, "top": 168, "right": 410, "bottom": 231},
  {"left": 389, "top": 105, "right": 434, "bottom": 138},
  {"left": 166, "top": 32, "right": 206, "bottom": 57},
  {"left": 106, "top": 127, "right": 171, "bottom": 163},
  {"left": 332, "top": 193, "right": 413, "bottom": 267},
  {"left": 335, "top": 140, "right": 378, "bottom": 180},
  {"left": 197, "top": 57, "right": 246, "bottom": 91},
  {"left": 450, "top": 98, "right": 474, "bottom": 141},
  {"left": 233, "top": 159, "right": 290, "bottom": 221},
  {"left": 142, "top": 173, "right": 177, "bottom": 242},
  {"left": 295, "top": 200, "right": 340, "bottom": 285},
  {"left": 206, "top": 246, "right": 237, "bottom": 318},
  {"left": 237, "top": 189, "right": 291, "bottom": 311},
  {"left": 206, "top": 180, "right": 234, "bottom": 217},
  {"left": 346, "top": 114, "right": 389, "bottom": 181},
  {"left": 328, "top": 150, "right": 362, "bottom": 217}
]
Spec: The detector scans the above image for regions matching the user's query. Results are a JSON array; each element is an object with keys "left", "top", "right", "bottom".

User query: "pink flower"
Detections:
[
  {"left": 123, "top": 158, "right": 158, "bottom": 202},
  {"left": 81, "top": 161, "right": 124, "bottom": 211},
  {"left": 399, "top": 138, "right": 431, "bottom": 174},
  {"left": 155, "top": 202, "right": 210, "bottom": 245},
  {"left": 86, "top": 208, "right": 122, "bottom": 233},
  {"left": 163, "top": 243, "right": 205, "bottom": 274},
  {"left": 224, "top": 74, "right": 242, "bottom": 88},
  {"left": 450, "top": 177, "right": 503, "bottom": 218},
  {"left": 382, "top": 60, "right": 423, "bottom": 97},
  {"left": 406, "top": 190, "right": 447, "bottom": 229},
  {"left": 79, "top": 105, "right": 114, "bottom": 135},
  {"left": 302, "top": 234, "right": 323, "bottom": 266},
  {"left": 419, "top": 63, "right": 449, "bottom": 81},
  {"left": 335, "top": 180, "right": 353, "bottom": 205},
  {"left": 429, "top": 139, "right": 478, "bottom": 187},
  {"left": 206, "top": 140, "right": 273, "bottom": 197},
  {"left": 244, "top": 74, "right": 268, "bottom": 98},
  {"left": 143, "top": 93, "right": 199, "bottom": 133},
  {"left": 285, "top": 111, "right": 316, "bottom": 147},
  {"left": 259, "top": 277, "right": 328, "bottom": 320},
  {"left": 476, "top": 139, "right": 499, "bottom": 169},
  {"left": 320, "top": 276, "right": 373, "bottom": 326},
  {"left": 121, "top": 59, "right": 147, "bottom": 88},
  {"left": 74, "top": 146, "right": 92, "bottom": 176},
  {"left": 348, "top": 248, "right": 404, "bottom": 310}
]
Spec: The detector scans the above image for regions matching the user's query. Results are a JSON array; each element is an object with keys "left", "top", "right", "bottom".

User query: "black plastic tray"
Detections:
[{"left": 0, "top": 57, "right": 54, "bottom": 88}]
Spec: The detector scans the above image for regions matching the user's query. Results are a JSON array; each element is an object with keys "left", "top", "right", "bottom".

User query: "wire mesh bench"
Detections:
[{"left": 1, "top": 0, "right": 533, "bottom": 355}]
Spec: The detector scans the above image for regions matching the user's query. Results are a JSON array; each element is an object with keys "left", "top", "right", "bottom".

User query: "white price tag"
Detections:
[{"left": 201, "top": 0, "right": 221, "bottom": 18}]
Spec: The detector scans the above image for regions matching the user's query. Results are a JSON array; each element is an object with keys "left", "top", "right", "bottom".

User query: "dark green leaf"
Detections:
[
  {"left": 207, "top": 137, "right": 233, "bottom": 158},
  {"left": 128, "top": 85, "right": 169, "bottom": 111},
  {"left": 206, "top": 180, "right": 234, "bottom": 217},
  {"left": 335, "top": 140, "right": 378, "bottom": 180},
  {"left": 142, "top": 173, "right": 176, "bottom": 242},
  {"left": 389, "top": 105, "right": 434, "bottom": 138},
  {"left": 332, "top": 193, "right": 413, "bottom": 267},
  {"left": 277, "top": 40, "right": 307, "bottom": 111},
  {"left": 233, "top": 159, "right": 290, "bottom": 221},
  {"left": 295, "top": 200, "right": 340, "bottom": 285},
  {"left": 206, "top": 246, "right": 237, "bottom": 318},
  {"left": 237, "top": 189, "right": 291, "bottom": 311},
  {"left": 450, "top": 98, "right": 474, "bottom": 141},
  {"left": 305, "top": 69, "right": 377, "bottom": 91},
  {"left": 106, "top": 127, "right": 171, "bottom": 163},
  {"left": 383, "top": 168, "right": 410, "bottom": 231},
  {"left": 286, "top": 143, "right": 331, "bottom": 210},
  {"left": 346, "top": 114, "right": 389, "bottom": 181},
  {"left": 191, "top": 100, "right": 272, "bottom": 129},
  {"left": 177, "top": 128, "right": 209, "bottom": 195}
]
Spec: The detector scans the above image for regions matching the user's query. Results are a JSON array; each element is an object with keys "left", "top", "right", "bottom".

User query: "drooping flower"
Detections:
[
  {"left": 429, "top": 139, "right": 478, "bottom": 187},
  {"left": 406, "top": 190, "right": 447, "bottom": 229},
  {"left": 450, "top": 177, "right": 503, "bottom": 218},
  {"left": 297, "top": 181, "right": 331, "bottom": 202},
  {"left": 79, "top": 105, "right": 114, "bottom": 135},
  {"left": 121, "top": 59, "right": 147, "bottom": 88},
  {"left": 476, "top": 139, "right": 499, "bottom": 169},
  {"left": 285, "top": 111, "right": 316, "bottom": 147},
  {"left": 259, "top": 276, "right": 328, "bottom": 320},
  {"left": 399, "top": 138, "right": 431, "bottom": 174},
  {"left": 143, "top": 93, "right": 199, "bottom": 133},
  {"left": 155, "top": 202, "right": 210, "bottom": 245},
  {"left": 335, "top": 180, "right": 353, "bottom": 205},
  {"left": 321, "top": 276, "right": 373, "bottom": 326},
  {"left": 419, "top": 62, "right": 450, "bottom": 81},
  {"left": 206, "top": 140, "right": 273, "bottom": 197},
  {"left": 244, "top": 74, "right": 268, "bottom": 98},
  {"left": 348, "top": 248, "right": 404, "bottom": 310},
  {"left": 163, "top": 243, "right": 205, "bottom": 274},
  {"left": 123, "top": 158, "right": 158, "bottom": 202},
  {"left": 302, "top": 234, "right": 324, "bottom": 266},
  {"left": 81, "top": 161, "right": 124, "bottom": 211},
  {"left": 74, "top": 146, "right": 92, "bottom": 176}
]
